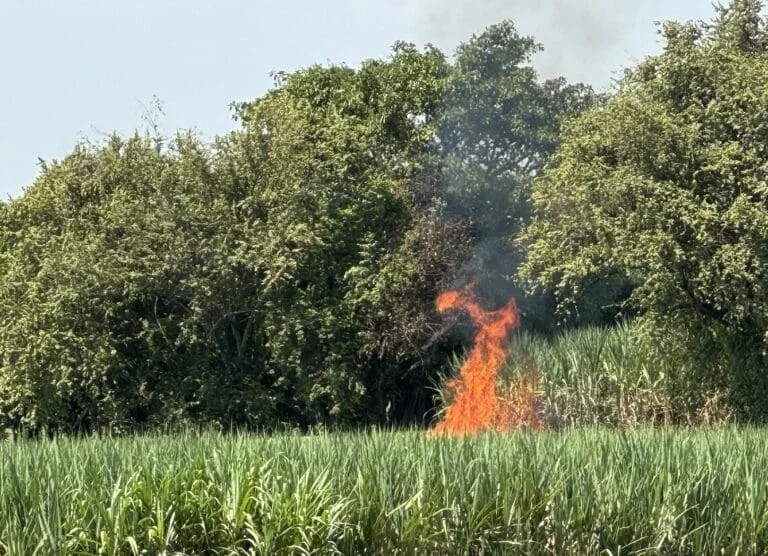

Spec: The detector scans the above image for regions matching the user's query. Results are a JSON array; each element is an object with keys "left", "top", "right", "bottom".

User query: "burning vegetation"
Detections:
[{"left": 431, "top": 284, "right": 542, "bottom": 436}]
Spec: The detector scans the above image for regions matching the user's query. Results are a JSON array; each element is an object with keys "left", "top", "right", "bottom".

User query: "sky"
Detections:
[{"left": 1, "top": 1, "right": 718, "bottom": 199}]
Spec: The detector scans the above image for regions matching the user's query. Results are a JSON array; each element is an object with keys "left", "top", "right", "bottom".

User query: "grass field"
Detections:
[
  {"left": 2, "top": 427, "right": 767, "bottom": 554},
  {"left": 493, "top": 324, "right": 730, "bottom": 428}
]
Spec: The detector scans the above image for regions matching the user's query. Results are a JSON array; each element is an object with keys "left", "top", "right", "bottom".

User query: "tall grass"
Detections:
[
  {"left": 1, "top": 428, "right": 768, "bottom": 554},
  {"left": 487, "top": 322, "right": 732, "bottom": 428}
]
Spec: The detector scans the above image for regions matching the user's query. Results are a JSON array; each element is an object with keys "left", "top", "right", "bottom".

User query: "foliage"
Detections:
[
  {"left": 0, "top": 45, "right": 472, "bottom": 432},
  {"left": 4, "top": 428, "right": 768, "bottom": 553},
  {"left": 222, "top": 43, "right": 470, "bottom": 426},
  {"left": 0, "top": 19, "right": 597, "bottom": 432},
  {"left": 0, "top": 134, "right": 257, "bottom": 431},
  {"left": 521, "top": 0, "right": 768, "bottom": 413},
  {"left": 495, "top": 323, "right": 731, "bottom": 428}
]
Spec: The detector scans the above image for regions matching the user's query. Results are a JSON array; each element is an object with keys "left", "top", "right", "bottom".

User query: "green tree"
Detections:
[
  {"left": 0, "top": 44, "right": 468, "bottom": 432},
  {"left": 221, "top": 43, "right": 469, "bottom": 424},
  {"left": 0, "top": 22, "right": 596, "bottom": 433},
  {"left": 521, "top": 0, "right": 768, "bottom": 417},
  {"left": 0, "top": 134, "right": 263, "bottom": 432}
]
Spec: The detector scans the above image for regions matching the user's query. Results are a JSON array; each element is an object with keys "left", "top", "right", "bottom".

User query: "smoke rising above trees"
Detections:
[{"left": 412, "top": 0, "right": 716, "bottom": 89}]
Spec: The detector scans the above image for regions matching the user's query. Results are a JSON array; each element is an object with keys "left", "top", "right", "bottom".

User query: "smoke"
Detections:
[{"left": 413, "top": 0, "right": 675, "bottom": 90}]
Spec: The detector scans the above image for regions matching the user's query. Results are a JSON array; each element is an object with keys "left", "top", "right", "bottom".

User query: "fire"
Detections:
[{"left": 431, "top": 284, "right": 542, "bottom": 436}]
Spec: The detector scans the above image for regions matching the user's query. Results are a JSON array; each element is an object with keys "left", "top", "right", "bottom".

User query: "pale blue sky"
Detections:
[{"left": 1, "top": 1, "right": 717, "bottom": 199}]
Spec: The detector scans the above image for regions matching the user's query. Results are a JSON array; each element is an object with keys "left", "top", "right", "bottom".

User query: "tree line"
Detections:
[{"left": 2, "top": 0, "right": 767, "bottom": 433}]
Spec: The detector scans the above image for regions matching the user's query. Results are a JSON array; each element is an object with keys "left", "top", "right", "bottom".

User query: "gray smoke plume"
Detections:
[{"left": 412, "top": 0, "right": 713, "bottom": 90}]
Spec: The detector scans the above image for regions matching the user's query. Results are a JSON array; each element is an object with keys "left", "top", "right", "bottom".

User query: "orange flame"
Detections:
[{"left": 431, "top": 285, "right": 542, "bottom": 436}]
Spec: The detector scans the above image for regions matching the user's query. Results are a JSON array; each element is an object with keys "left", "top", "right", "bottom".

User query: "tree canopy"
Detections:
[
  {"left": 10, "top": 3, "right": 766, "bottom": 431},
  {"left": 521, "top": 0, "right": 768, "bottom": 415},
  {"left": 0, "top": 22, "right": 591, "bottom": 433}
]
